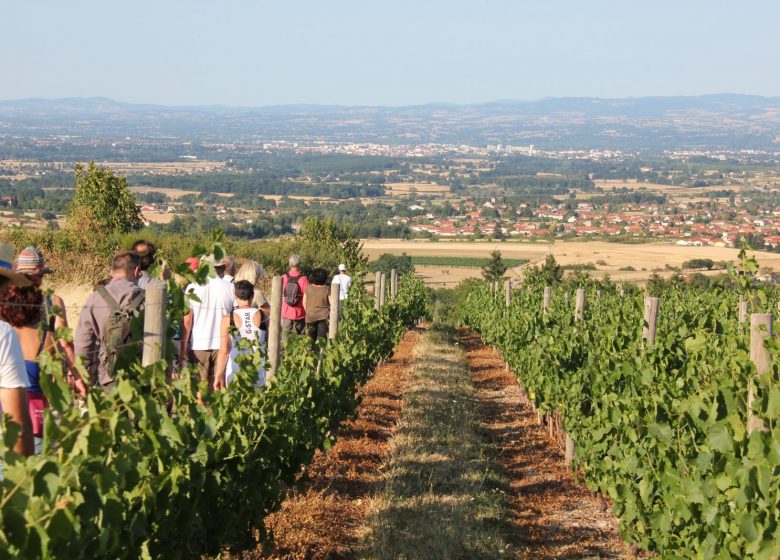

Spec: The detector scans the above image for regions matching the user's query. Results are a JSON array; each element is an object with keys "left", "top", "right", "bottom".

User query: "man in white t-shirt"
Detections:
[
  {"left": 179, "top": 255, "right": 234, "bottom": 391},
  {"left": 331, "top": 264, "right": 352, "bottom": 301},
  {"left": 0, "top": 242, "right": 34, "bottom": 456}
]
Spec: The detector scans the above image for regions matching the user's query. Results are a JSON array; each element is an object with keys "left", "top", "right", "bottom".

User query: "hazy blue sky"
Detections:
[{"left": 3, "top": 0, "right": 779, "bottom": 106}]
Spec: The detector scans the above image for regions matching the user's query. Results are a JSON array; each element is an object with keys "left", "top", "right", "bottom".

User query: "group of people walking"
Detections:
[{"left": 0, "top": 241, "right": 352, "bottom": 458}]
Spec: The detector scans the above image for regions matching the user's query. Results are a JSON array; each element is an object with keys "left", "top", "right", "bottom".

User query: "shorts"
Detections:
[
  {"left": 307, "top": 320, "right": 328, "bottom": 342},
  {"left": 192, "top": 349, "right": 220, "bottom": 389},
  {"left": 281, "top": 317, "right": 305, "bottom": 343}
]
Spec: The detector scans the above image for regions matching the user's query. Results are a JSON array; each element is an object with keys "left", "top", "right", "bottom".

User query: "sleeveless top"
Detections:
[
  {"left": 233, "top": 307, "right": 266, "bottom": 344},
  {"left": 24, "top": 331, "right": 48, "bottom": 395},
  {"left": 226, "top": 307, "right": 267, "bottom": 388}
]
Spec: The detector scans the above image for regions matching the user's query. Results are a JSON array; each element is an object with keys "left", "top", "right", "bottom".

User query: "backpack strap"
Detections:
[
  {"left": 96, "top": 286, "right": 121, "bottom": 313},
  {"left": 127, "top": 291, "right": 145, "bottom": 313},
  {"left": 42, "top": 295, "right": 56, "bottom": 333},
  {"left": 97, "top": 287, "right": 144, "bottom": 314}
]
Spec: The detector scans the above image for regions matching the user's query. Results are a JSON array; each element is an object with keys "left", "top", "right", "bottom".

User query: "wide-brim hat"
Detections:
[
  {"left": 0, "top": 243, "right": 33, "bottom": 290},
  {"left": 14, "top": 246, "right": 54, "bottom": 275},
  {"left": 200, "top": 254, "right": 226, "bottom": 268}
]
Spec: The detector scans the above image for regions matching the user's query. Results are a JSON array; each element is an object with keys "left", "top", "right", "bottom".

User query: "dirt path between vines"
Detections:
[
  {"left": 260, "top": 330, "right": 419, "bottom": 560},
  {"left": 458, "top": 328, "right": 632, "bottom": 559}
]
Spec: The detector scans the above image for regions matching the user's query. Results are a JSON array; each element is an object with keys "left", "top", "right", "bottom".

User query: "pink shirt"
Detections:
[{"left": 281, "top": 271, "right": 309, "bottom": 320}]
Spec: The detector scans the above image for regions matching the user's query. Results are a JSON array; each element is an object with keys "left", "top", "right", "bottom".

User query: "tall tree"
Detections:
[
  {"left": 68, "top": 163, "right": 143, "bottom": 234},
  {"left": 482, "top": 250, "right": 507, "bottom": 282}
]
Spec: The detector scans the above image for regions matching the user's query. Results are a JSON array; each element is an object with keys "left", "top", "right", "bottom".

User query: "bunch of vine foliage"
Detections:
[
  {"left": 0, "top": 241, "right": 428, "bottom": 559},
  {"left": 462, "top": 259, "right": 780, "bottom": 559}
]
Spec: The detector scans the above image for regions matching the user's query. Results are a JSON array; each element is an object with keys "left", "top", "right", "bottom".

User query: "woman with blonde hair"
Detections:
[{"left": 233, "top": 260, "right": 270, "bottom": 312}]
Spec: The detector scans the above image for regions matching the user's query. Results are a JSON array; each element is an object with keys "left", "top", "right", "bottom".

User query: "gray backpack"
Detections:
[{"left": 96, "top": 287, "right": 145, "bottom": 386}]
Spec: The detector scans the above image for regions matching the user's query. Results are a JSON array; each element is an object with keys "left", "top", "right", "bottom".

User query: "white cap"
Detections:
[{"left": 338, "top": 263, "right": 347, "bottom": 271}]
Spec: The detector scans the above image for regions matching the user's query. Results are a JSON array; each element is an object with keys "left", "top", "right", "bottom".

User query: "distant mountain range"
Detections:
[{"left": 1, "top": 94, "right": 779, "bottom": 150}]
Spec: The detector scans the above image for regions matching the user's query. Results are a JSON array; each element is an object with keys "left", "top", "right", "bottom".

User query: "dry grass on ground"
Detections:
[
  {"left": 255, "top": 331, "right": 418, "bottom": 560},
  {"left": 459, "top": 329, "right": 632, "bottom": 559},
  {"left": 362, "top": 327, "right": 511, "bottom": 560}
]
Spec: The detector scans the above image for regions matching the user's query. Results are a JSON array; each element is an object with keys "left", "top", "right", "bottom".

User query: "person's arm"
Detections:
[
  {"left": 178, "top": 310, "right": 193, "bottom": 371},
  {"left": 303, "top": 290, "right": 309, "bottom": 313},
  {"left": 0, "top": 329, "right": 34, "bottom": 456},
  {"left": 0, "top": 388, "right": 33, "bottom": 456},
  {"left": 214, "top": 315, "right": 231, "bottom": 391},
  {"left": 254, "top": 291, "right": 270, "bottom": 314},
  {"left": 74, "top": 294, "right": 99, "bottom": 385},
  {"left": 51, "top": 296, "right": 87, "bottom": 396}
]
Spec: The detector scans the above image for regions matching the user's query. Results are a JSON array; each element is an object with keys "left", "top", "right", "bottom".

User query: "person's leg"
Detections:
[
  {"left": 317, "top": 320, "right": 328, "bottom": 340},
  {"left": 307, "top": 322, "right": 317, "bottom": 342},
  {"left": 294, "top": 318, "right": 306, "bottom": 335},
  {"left": 281, "top": 317, "right": 293, "bottom": 345},
  {"left": 193, "top": 350, "right": 212, "bottom": 388},
  {"left": 208, "top": 350, "right": 219, "bottom": 389}
]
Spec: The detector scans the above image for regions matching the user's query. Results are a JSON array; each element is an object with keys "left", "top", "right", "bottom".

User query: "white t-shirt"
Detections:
[
  {"left": 331, "top": 273, "right": 352, "bottom": 301},
  {"left": 0, "top": 321, "right": 29, "bottom": 390},
  {"left": 186, "top": 276, "right": 234, "bottom": 351}
]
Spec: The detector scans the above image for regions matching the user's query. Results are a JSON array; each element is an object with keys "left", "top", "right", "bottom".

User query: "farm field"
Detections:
[
  {"left": 384, "top": 181, "right": 450, "bottom": 195},
  {"left": 592, "top": 179, "right": 741, "bottom": 197},
  {"left": 363, "top": 239, "right": 780, "bottom": 283},
  {"left": 128, "top": 186, "right": 233, "bottom": 199},
  {"left": 102, "top": 160, "right": 227, "bottom": 174}
]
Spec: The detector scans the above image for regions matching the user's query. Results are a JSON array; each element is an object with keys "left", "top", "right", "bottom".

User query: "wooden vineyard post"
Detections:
[
  {"left": 564, "top": 288, "right": 585, "bottom": 466},
  {"left": 565, "top": 431, "right": 575, "bottom": 465},
  {"left": 390, "top": 268, "right": 398, "bottom": 301},
  {"left": 379, "top": 272, "right": 387, "bottom": 309},
  {"left": 142, "top": 281, "right": 167, "bottom": 367},
  {"left": 748, "top": 313, "right": 773, "bottom": 434},
  {"left": 505, "top": 280, "right": 511, "bottom": 309},
  {"left": 739, "top": 297, "right": 748, "bottom": 324},
  {"left": 267, "top": 275, "right": 283, "bottom": 379},
  {"left": 328, "top": 282, "right": 340, "bottom": 340},
  {"left": 575, "top": 288, "right": 586, "bottom": 322},
  {"left": 543, "top": 286, "right": 552, "bottom": 315},
  {"left": 643, "top": 297, "right": 660, "bottom": 346},
  {"left": 374, "top": 271, "right": 381, "bottom": 311}
]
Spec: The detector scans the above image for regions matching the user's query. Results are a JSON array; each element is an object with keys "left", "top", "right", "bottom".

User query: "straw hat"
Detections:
[
  {"left": 14, "top": 246, "right": 54, "bottom": 275},
  {"left": 0, "top": 243, "right": 33, "bottom": 292}
]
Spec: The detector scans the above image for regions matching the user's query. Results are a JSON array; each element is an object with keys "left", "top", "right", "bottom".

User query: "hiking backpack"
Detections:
[
  {"left": 283, "top": 274, "right": 303, "bottom": 306},
  {"left": 96, "top": 287, "right": 145, "bottom": 386}
]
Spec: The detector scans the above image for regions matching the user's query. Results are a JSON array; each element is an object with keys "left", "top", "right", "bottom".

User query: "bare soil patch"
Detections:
[
  {"left": 458, "top": 328, "right": 632, "bottom": 559},
  {"left": 259, "top": 330, "right": 418, "bottom": 560}
]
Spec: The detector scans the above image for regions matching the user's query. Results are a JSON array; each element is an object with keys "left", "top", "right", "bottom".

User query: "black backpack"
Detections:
[{"left": 283, "top": 273, "right": 303, "bottom": 306}]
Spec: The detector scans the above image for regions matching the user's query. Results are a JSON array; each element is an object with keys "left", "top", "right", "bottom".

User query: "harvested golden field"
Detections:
[
  {"left": 362, "top": 239, "right": 780, "bottom": 284},
  {"left": 140, "top": 212, "right": 178, "bottom": 224},
  {"left": 592, "top": 179, "right": 741, "bottom": 197},
  {"left": 129, "top": 186, "right": 232, "bottom": 199},
  {"left": 385, "top": 182, "right": 450, "bottom": 195},
  {"left": 415, "top": 266, "right": 483, "bottom": 288}
]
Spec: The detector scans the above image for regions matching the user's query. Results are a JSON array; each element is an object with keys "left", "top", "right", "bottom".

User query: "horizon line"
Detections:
[{"left": 1, "top": 92, "right": 779, "bottom": 111}]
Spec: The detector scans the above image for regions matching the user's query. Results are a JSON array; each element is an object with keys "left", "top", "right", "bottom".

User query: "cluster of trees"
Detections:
[{"left": 131, "top": 172, "right": 385, "bottom": 199}]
